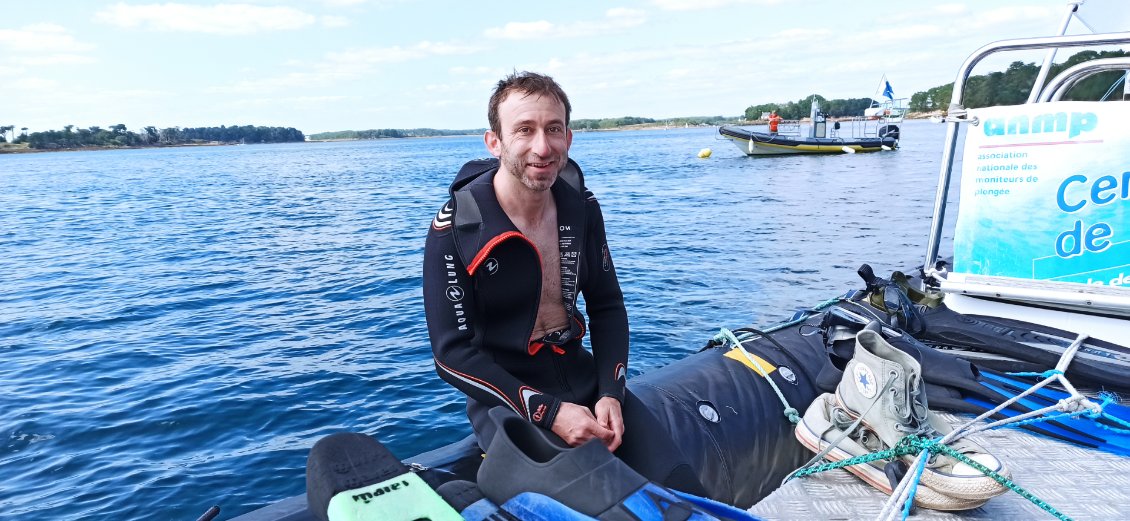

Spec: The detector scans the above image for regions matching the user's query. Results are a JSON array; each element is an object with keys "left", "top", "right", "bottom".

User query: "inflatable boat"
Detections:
[
  {"left": 227, "top": 274, "right": 1130, "bottom": 520},
  {"left": 718, "top": 124, "right": 898, "bottom": 155},
  {"left": 718, "top": 98, "right": 901, "bottom": 156}
]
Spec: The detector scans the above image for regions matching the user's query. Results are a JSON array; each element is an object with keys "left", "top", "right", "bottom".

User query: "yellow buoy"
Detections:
[{"left": 697, "top": 148, "right": 712, "bottom": 158}]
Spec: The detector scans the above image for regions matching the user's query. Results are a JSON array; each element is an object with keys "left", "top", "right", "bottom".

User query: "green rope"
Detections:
[
  {"left": 793, "top": 435, "right": 1073, "bottom": 521},
  {"left": 715, "top": 327, "right": 801, "bottom": 424}
]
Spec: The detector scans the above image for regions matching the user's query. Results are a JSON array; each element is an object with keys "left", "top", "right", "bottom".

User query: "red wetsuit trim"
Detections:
[{"left": 468, "top": 231, "right": 540, "bottom": 276}]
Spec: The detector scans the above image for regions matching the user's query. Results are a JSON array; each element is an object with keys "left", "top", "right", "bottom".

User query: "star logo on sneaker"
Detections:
[{"left": 853, "top": 362, "right": 877, "bottom": 399}]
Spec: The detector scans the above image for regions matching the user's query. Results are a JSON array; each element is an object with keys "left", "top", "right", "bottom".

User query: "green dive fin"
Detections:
[{"left": 306, "top": 432, "right": 463, "bottom": 521}]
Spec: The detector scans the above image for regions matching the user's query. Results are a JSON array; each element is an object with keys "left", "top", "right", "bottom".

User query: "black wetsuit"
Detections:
[{"left": 423, "top": 158, "right": 704, "bottom": 495}]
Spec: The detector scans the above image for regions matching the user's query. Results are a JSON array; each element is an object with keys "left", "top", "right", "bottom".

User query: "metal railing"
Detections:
[{"left": 921, "top": 31, "right": 1130, "bottom": 281}]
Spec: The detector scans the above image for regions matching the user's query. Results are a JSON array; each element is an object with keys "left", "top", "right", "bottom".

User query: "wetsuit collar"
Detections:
[
  {"left": 448, "top": 158, "right": 586, "bottom": 262},
  {"left": 448, "top": 159, "right": 589, "bottom": 325}
]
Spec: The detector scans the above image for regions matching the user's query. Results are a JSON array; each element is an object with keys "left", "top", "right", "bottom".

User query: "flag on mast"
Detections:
[{"left": 882, "top": 80, "right": 894, "bottom": 101}]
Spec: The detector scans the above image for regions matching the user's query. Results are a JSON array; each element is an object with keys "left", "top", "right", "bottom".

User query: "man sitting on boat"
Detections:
[
  {"left": 422, "top": 71, "right": 707, "bottom": 496},
  {"left": 422, "top": 70, "right": 1013, "bottom": 515}
]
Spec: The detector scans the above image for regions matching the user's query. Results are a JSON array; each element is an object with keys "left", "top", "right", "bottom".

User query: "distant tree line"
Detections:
[
  {"left": 571, "top": 116, "right": 655, "bottom": 129},
  {"left": 743, "top": 97, "right": 873, "bottom": 121},
  {"left": 3, "top": 124, "right": 305, "bottom": 149},
  {"left": 570, "top": 116, "right": 732, "bottom": 129},
  {"left": 908, "top": 49, "right": 1130, "bottom": 112},
  {"left": 739, "top": 50, "right": 1130, "bottom": 120},
  {"left": 307, "top": 128, "right": 484, "bottom": 140}
]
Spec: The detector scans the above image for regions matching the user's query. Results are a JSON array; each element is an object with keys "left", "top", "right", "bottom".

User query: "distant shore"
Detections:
[
  {"left": 0, "top": 141, "right": 242, "bottom": 155},
  {"left": 5, "top": 112, "right": 945, "bottom": 153},
  {"left": 589, "top": 110, "right": 942, "bottom": 132}
]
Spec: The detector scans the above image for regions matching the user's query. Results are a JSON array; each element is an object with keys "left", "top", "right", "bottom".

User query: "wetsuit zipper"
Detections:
[
  {"left": 552, "top": 349, "right": 572, "bottom": 396},
  {"left": 522, "top": 234, "right": 575, "bottom": 398}
]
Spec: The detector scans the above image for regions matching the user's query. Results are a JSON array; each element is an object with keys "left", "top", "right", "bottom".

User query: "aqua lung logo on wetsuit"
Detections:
[
  {"left": 446, "top": 286, "right": 464, "bottom": 302},
  {"left": 444, "top": 254, "right": 468, "bottom": 331},
  {"left": 601, "top": 243, "right": 611, "bottom": 272},
  {"left": 351, "top": 479, "right": 410, "bottom": 504},
  {"left": 484, "top": 258, "right": 499, "bottom": 275}
]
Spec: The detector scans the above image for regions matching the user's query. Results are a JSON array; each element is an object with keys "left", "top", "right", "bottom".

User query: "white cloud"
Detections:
[
  {"left": 321, "top": 15, "right": 350, "bottom": 28},
  {"left": 935, "top": 4, "right": 968, "bottom": 16},
  {"left": 650, "top": 0, "right": 784, "bottom": 11},
  {"left": 0, "top": 23, "right": 95, "bottom": 53},
  {"left": 449, "top": 65, "right": 499, "bottom": 76},
  {"left": 967, "top": 5, "right": 1057, "bottom": 30},
  {"left": 13, "top": 54, "right": 98, "bottom": 66},
  {"left": 485, "top": 20, "right": 554, "bottom": 40},
  {"left": 484, "top": 9, "right": 647, "bottom": 40},
  {"left": 227, "top": 95, "right": 353, "bottom": 108},
  {"left": 327, "top": 40, "right": 484, "bottom": 65},
  {"left": 209, "top": 69, "right": 353, "bottom": 93},
  {"left": 211, "top": 39, "right": 483, "bottom": 93},
  {"left": 94, "top": 3, "right": 318, "bottom": 34},
  {"left": 11, "top": 77, "right": 59, "bottom": 90}
]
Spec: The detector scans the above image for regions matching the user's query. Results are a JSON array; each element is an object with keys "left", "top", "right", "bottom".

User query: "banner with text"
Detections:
[{"left": 953, "top": 101, "right": 1130, "bottom": 287}]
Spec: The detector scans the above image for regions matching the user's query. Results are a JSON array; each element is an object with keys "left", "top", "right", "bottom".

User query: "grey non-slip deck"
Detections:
[{"left": 748, "top": 414, "right": 1130, "bottom": 520}]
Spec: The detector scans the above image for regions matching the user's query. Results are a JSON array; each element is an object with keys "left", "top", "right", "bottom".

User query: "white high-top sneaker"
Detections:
[
  {"left": 796, "top": 394, "right": 989, "bottom": 511},
  {"left": 800, "top": 329, "right": 1010, "bottom": 505}
]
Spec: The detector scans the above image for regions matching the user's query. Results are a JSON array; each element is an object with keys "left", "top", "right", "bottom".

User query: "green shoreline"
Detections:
[
  {"left": 0, "top": 141, "right": 240, "bottom": 155},
  {"left": 3, "top": 112, "right": 942, "bottom": 154}
]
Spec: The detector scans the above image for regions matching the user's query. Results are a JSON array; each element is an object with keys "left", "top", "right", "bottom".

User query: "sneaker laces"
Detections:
[
  {"left": 831, "top": 405, "right": 885, "bottom": 452},
  {"left": 888, "top": 369, "right": 952, "bottom": 469},
  {"left": 890, "top": 369, "right": 938, "bottom": 438}
]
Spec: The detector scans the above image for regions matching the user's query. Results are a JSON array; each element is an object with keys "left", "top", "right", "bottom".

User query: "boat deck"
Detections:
[{"left": 749, "top": 413, "right": 1130, "bottom": 520}]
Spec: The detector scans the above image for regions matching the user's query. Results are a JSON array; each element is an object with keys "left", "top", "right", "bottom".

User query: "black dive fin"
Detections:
[
  {"left": 917, "top": 304, "right": 1130, "bottom": 392},
  {"left": 476, "top": 407, "right": 760, "bottom": 521}
]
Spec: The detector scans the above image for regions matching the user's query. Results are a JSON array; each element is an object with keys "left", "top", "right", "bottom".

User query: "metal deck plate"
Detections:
[{"left": 749, "top": 414, "right": 1130, "bottom": 520}]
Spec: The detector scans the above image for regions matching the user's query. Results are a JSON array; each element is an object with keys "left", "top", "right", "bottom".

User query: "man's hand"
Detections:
[
  {"left": 594, "top": 396, "right": 624, "bottom": 452},
  {"left": 551, "top": 402, "right": 616, "bottom": 449}
]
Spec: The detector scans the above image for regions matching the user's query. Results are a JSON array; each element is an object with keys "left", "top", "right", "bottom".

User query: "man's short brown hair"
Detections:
[{"left": 487, "top": 71, "right": 572, "bottom": 135}]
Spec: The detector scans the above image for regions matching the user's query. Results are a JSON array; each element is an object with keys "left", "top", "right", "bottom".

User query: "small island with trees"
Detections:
[{"left": 0, "top": 124, "right": 304, "bottom": 153}]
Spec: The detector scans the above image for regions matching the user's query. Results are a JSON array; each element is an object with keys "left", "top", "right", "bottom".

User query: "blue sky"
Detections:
[{"left": 2, "top": 1, "right": 1127, "bottom": 135}]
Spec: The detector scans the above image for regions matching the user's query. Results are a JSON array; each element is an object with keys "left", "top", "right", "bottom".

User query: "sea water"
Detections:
[{"left": 0, "top": 120, "right": 957, "bottom": 520}]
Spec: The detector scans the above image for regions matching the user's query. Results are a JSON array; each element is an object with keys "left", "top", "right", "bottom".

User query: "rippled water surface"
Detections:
[{"left": 0, "top": 121, "right": 959, "bottom": 520}]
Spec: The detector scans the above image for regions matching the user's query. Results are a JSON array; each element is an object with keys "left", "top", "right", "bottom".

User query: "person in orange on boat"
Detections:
[{"left": 767, "top": 110, "right": 782, "bottom": 134}]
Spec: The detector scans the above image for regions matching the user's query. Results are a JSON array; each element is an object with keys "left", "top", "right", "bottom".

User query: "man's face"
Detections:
[{"left": 486, "top": 91, "right": 572, "bottom": 192}]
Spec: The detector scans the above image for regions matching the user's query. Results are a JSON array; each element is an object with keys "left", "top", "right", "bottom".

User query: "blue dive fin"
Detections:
[
  {"left": 461, "top": 489, "right": 760, "bottom": 521},
  {"left": 979, "top": 369, "right": 1130, "bottom": 422},
  {"left": 967, "top": 370, "right": 1130, "bottom": 456}
]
